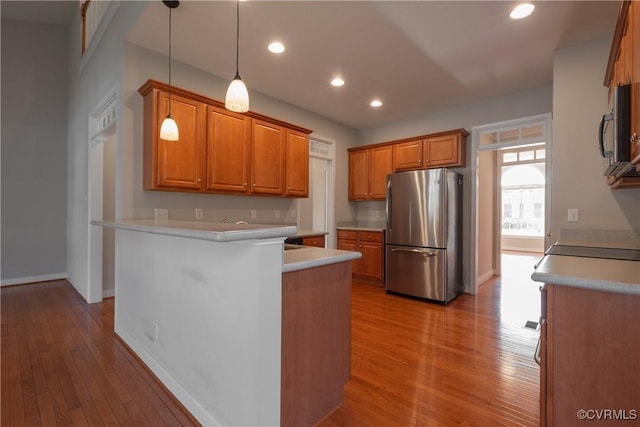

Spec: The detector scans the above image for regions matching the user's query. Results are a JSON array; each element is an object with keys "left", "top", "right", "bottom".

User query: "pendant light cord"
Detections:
[
  {"left": 234, "top": 0, "right": 240, "bottom": 78},
  {"left": 168, "top": 7, "right": 173, "bottom": 115}
]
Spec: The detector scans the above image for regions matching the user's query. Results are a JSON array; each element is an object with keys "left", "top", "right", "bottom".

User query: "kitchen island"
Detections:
[
  {"left": 91, "top": 219, "right": 360, "bottom": 427},
  {"left": 531, "top": 238, "right": 640, "bottom": 427}
]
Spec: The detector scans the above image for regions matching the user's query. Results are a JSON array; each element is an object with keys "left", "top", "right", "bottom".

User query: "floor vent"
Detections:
[{"left": 523, "top": 320, "right": 539, "bottom": 330}]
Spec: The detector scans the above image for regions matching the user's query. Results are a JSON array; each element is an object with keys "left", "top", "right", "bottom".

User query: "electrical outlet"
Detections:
[
  {"left": 195, "top": 208, "right": 203, "bottom": 220},
  {"left": 375, "top": 210, "right": 381, "bottom": 218},
  {"left": 568, "top": 208, "right": 579, "bottom": 222},
  {"left": 275, "top": 210, "right": 281, "bottom": 219},
  {"left": 251, "top": 209, "right": 257, "bottom": 219},
  {"left": 153, "top": 322, "right": 159, "bottom": 342},
  {"left": 155, "top": 208, "right": 168, "bottom": 221},
  {"left": 290, "top": 209, "right": 296, "bottom": 218}
]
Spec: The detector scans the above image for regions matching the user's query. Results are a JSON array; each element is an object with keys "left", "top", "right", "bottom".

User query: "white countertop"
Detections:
[
  {"left": 283, "top": 246, "right": 361, "bottom": 273},
  {"left": 336, "top": 221, "right": 386, "bottom": 232},
  {"left": 289, "top": 229, "right": 328, "bottom": 238},
  {"left": 91, "top": 219, "right": 297, "bottom": 242},
  {"left": 531, "top": 254, "right": 640, "bottom": 296}
]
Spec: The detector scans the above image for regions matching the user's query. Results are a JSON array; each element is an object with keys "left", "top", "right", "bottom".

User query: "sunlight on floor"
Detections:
[{"left": 499, "top": 251, "right": 543, "bottom": 328}]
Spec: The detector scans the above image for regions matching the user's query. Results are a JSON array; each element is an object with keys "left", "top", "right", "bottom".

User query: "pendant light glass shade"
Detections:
[
  {"left": 160, "top": 115, "right": 179, "bottom": 141},
  {"left": 225, "top": 74, "right": 249, "bottom": 113},
  {"left": 225, "top": 0, "right": 249, "bottom": 113},
  {"left": 162, "top": 0, "right": 180, "bottom": 141}
]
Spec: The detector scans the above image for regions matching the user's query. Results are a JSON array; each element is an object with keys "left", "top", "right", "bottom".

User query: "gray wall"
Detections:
[
  {"left": 551, "top": 37, "right": 640, "bottom": 238},
  {"left": 1, "top": 19, "right": 68, "bottom": 283}
]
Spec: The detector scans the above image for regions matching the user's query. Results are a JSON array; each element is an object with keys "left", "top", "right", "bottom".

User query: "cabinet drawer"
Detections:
[
  {"left": 302, "top": 235, "right": 325, "bottom": 248},
  {"left": 358, "top": 231, "right": 383, "bottom": 243},
  {"left": 337, "top": 230, "right": 358, "bottom": 240}
]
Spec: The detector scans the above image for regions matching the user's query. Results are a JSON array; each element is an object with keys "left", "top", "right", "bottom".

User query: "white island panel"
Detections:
[{"left": 115, "top": 229, "right": 282, "bottom": 426}]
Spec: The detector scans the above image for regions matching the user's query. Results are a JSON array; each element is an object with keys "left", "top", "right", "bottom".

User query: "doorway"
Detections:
[
  {"left": 470, "top": 113, "right": 551, "bottom": 294},
  {"left": 297, "top": 134, "right": 336, "bottom": 247}
]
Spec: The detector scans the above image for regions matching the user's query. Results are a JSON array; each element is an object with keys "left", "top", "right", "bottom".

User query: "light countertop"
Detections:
[
  {"left": 283, "top": 246, "right": 361, "bottom": 273},
  {"left": 91, "top": 219, "right": 297, "bottom": 242},
  {"left": 288, "top": 229, "right": 328, "bottom": 238},
  {"left": 336, "top": 221, "right": 386, "bottom": 232},
  {"left": 531, "top": 255, "right": 640, "bottom": 296}
]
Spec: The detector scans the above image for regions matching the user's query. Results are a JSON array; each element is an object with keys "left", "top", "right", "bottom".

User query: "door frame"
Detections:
[{"left": 468, "top": 113, "right": 552, "bottom": 294}]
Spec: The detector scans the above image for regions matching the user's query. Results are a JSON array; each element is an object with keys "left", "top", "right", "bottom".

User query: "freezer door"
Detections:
[
  {"left": 385, "top": 244, "right": 446, "bottom": 302},
  {"left": 386, "top": 169, "right": 447, "bottom": 248}
]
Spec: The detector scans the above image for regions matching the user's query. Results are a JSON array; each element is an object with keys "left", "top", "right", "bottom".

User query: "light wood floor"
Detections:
[{"left": 2, "top": 253, "right": 541, "bottom": 427}]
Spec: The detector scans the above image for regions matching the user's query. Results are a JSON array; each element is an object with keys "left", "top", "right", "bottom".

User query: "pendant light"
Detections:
[
  {"left": 225, "top": 0, "right": 249, "bottom": 113},
  {"left": 160, "top": 0, "right": 180, "bottom": 141}
]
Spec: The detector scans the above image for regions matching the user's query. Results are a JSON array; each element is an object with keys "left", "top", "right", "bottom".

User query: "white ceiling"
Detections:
[{"left": 2, "top": 1, "right": 619, "bottom": 130}]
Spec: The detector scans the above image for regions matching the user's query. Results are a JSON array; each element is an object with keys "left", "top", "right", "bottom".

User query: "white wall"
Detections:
[
  {"left": 65, "top": 2, "right": 147, "bottom": 300},
  {"left": 121, "top": 42, "right": 359, "bottom": 229},
  {"left": 477, "top": 150, "right": 496, "bottom": 285},
  {"left": 551, "top": 37, "right": 640, "bottom": 239},
  {"left": 1, "top": 19, "right": 68, "bottom": 285}
]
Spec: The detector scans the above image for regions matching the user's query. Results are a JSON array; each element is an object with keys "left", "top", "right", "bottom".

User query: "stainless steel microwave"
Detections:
[{"left": 599, "top": 83, "right": 631, "bottom": 163}]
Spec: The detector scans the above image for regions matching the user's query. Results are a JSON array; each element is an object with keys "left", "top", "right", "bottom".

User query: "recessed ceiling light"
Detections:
[
  {"left": 370, "top": 99, "right": 382, "bottom": 108},
  {"left": 331, "top": 77, "right": 345, "bottom": 87},
  {"left": 268, "top": 42, "right": 285, "bottom": 54},
  {"left": 510, "top": 3, "right": 535, "bottom": 19}
]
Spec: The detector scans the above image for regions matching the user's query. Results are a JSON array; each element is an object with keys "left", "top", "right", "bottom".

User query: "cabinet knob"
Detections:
[
  {"left": 244, "top": 182, "right": 248, "bottom": 186},
  {"left": 197, "top": 178, "right": 202, "bottom": 183},
  {"left": 418, "top": 160, "right": 422, "bottom": 163},
  {"left": 632, "top": 133, "right": 639, "bottom": 143}
]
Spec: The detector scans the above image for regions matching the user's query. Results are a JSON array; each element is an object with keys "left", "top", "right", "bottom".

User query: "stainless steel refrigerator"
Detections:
[{"left": 385, "top": 168, "right": 463, "bottom": 303}]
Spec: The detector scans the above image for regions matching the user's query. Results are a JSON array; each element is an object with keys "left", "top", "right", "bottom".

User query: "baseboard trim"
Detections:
[
  {"left": 103, "top": 288, "right": 115, "bottom": 298},
  {"left": 114, "top": 323, "right": 219, "bottom": 426},
  {"left": 1, "top": 273, "right": 68, "bottom": 287},
  {"left": 476, "top": 270, "right": 495, "bottom": 287}
]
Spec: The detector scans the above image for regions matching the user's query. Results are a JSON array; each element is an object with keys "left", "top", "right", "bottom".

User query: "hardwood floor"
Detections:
[
  {"left": 3, "top": 253, "right": 540, "bottom": 427},
  {"left": 1, "top": 280, "right": 198, "bottom": 427}
]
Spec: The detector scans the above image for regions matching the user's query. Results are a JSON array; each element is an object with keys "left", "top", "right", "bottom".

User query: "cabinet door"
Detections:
[
  {"left": 425, "top": 133, "right": 462, "bottom": 167},
  {"left": 285, "top": 130, "right": 309, "bottom": 197},
  {"left": 155, "top": 91, "right": 206, "bottom": 190},
  {"left": 632, "top": 0, "right": 640, "bottom": 162},
  {"left": 349, "top": 149, "right": 370, "bottom": 200},
  {"left": 205, "top": 106, "right": 250, "bottom": 193},
  {"left": 251, "top": 120, "right": 286, "bottom": 195},
  {"left": 369, "top": 145, "right": 393, "bottom": 200},
  {"left": 393, "top": 139, "right": 423, "bottom": 171},
  {"left": 337, "top": 238, "right": 360, "bottom": 275},
  {"left": 359, "top": 241, "right": 383, "bottom": 281}
]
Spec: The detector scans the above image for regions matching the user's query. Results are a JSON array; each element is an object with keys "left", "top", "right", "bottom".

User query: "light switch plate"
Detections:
[
  {"left": 568, "top": 208, "right": 579, "bottom": 222},
  {"left": 155, "top": 208, "right": 168, "bottom": 221}
]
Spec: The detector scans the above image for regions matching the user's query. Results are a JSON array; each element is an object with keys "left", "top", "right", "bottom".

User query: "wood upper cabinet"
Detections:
[
  {"left": 139, "top": 79, "right": 312, "bottom": 197},
  {"left": 285, "top": 130, "right": 309, "bottom": 197},
  {"left": 369, "top": 145, "right": 393, "bottom": 199},
  {"left": 251, "top": 120, "right": 286, "bottom": 195},
  {"left": 142, "top": 87, "right": 206, "bottom": 191},
  {"left": 393, "top": 139, "right": 423, "bottom": 171},
  {"left": 348, "top": 145, "right": 393, "bottom": 200},
  {"left": 349, "top": 149, "right": 370, "bottom": 200},
  {"left": 424, "top": 132, "right": 465, "bottom": 167},
  {"left": 205, "top": 105, "right": 251, "bottom": 193}
]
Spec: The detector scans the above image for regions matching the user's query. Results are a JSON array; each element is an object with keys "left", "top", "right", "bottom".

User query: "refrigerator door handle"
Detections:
[
  {"left": 386, "top": 179, "right": 392, "bottom": 230},
  {"left": 391, "top": 248, "right": 437, "bottom": 257}
]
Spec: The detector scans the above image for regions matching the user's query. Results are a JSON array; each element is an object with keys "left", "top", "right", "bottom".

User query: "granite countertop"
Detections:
[
  {"left": 336, "top": 221, "right": 386, "bottom": 232},
  {"left": 91, "top": 219, "right": 297, "bottom": 242},
  {"left": 283, "top": 246, "right": 361, "bottom": 273}
]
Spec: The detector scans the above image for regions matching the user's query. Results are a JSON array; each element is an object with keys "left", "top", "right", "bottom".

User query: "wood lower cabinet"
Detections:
[
  {"left": 302, "top": 235, "right": 325, "bottom": 248},
  {"left": 337, "top": 229, "right": 384, "bottom": 283},
  {"left": 139, "top": 79, "right": 312, "bottom": 197},
  {"left": 540, "top": 284, "right": 640, "bottom": 426},
  {"left": 281, "top": 262, "right": 351, "bottom": 427},
  {"left": 142, "top": 87, "right": 206, "bottom": 191}
]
